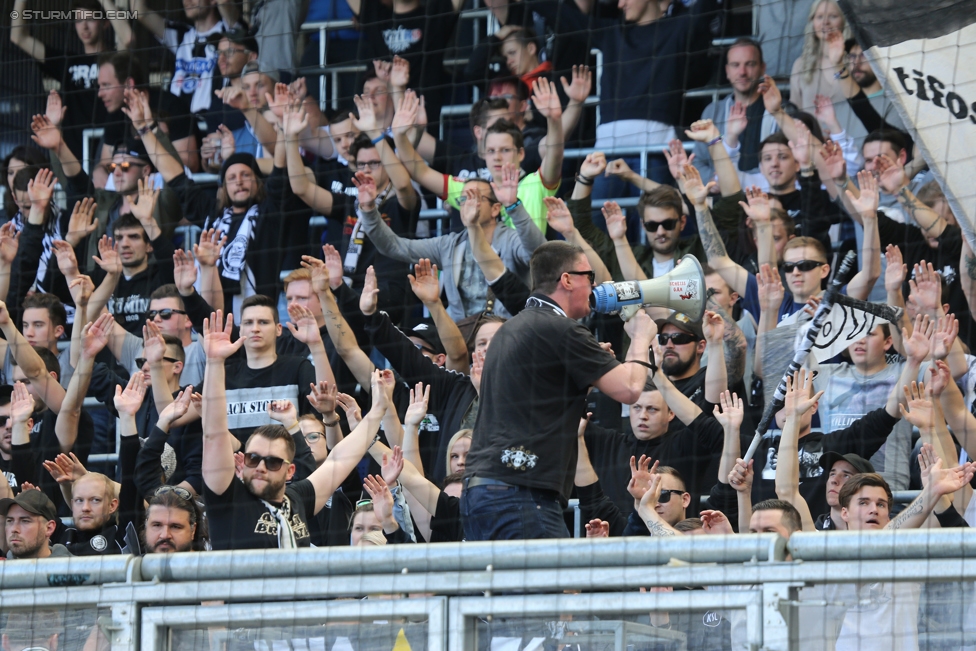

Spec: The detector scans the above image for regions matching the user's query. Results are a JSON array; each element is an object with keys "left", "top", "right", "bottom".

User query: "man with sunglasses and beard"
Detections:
[{"left": 201, "top": 310, "right": 389, "bottom": 550}]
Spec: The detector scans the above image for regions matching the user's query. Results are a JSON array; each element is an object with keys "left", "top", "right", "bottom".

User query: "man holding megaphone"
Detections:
[{"left": 461, "top": 241, "right": 659, "bottom": 541}]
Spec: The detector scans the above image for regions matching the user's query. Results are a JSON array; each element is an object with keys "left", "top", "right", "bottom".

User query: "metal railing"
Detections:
[{"left": 3, "top": 529, "right": 976, "bottom": 650}]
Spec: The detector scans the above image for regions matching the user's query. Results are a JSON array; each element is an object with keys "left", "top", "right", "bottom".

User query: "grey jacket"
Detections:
[
  {"left": 692, "top": 95, "right": 779, "bottom": 184},
  {"left": 360, "top": 202, "right": 546, "bottom": 321}
]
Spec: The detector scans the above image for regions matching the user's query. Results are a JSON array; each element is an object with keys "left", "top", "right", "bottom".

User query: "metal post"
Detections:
[
  {"left": 319, "top": 25, "right": 327, "bottom": 112},
  {"left": 761, "top": 582, "right": 801, "bottom": 651}
]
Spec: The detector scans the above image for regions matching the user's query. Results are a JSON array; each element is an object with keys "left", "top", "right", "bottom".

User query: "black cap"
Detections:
[
  {"left": 221, "top": 27, "right": 259, "bottom": 55},
  {"left": 654, "top": 312, "right": 704, "bottom": 340},
  {"left": 819, "top": 452, "right": 875, "bottom": 475},
  {"left": 0, "top": 489, "right": 58, "bottom": 522},
  {"left": 219, "top": 152, "right": 261, "bottom": 187},
  {"left": 409, "top": 320, "right": 445, "bottom": 355},
  {"left": 114, "top": 138, "right": 153, "bottom": 169}
]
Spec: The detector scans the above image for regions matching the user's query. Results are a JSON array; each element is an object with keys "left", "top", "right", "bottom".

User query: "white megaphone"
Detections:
[{"left": 590, "top": 255, "right": 706, "bottom": 322}]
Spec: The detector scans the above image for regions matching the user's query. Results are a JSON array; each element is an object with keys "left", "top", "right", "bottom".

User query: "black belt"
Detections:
[{"left": 465, "top": 476, "right": 514, "bottom": 490}]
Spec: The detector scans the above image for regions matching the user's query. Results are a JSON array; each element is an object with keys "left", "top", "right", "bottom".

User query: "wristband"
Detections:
[
  {"left": 833, "top": 68, "right": 850, "bottom": 80},
  {"left": 137, "top": 122, "right": 157, "bottom": 136},
  {"left": 575, "top": 173, "right": 593, "bottom": 186},
  {"left": 706, "top": 136, "right": 723, "bottom": 147},
  {"left": 368, "top": 432, "right": 382, "bottom": 450},
  {"left": 370, "top": 134, "right": 385, "bottom": 145},
  {"left": 834, "top": 176, "right": 850, "bottom": 190},
  {"left": 323, "top": 416, "right": 341, "bottom": 427},
  {"left": 505, "top": 199, "right": 522, "bottom": 212}
]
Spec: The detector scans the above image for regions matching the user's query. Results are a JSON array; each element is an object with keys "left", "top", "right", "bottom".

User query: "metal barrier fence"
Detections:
[{"left": 2, "top": 530, "right": 975, "bottom": 650}]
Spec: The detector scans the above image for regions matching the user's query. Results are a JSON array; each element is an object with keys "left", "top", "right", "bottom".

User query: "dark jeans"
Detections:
[{"left": 460, "top": 482, "right": 569, "bottom": 540}]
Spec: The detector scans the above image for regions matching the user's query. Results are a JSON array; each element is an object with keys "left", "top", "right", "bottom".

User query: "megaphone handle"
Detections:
[{"left": 742, "top": 431, "right": 763, "bottom": 464}]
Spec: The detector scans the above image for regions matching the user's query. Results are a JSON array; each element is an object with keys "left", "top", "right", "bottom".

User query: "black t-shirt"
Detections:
[
  {"left": 223, "top": 355, "right": 317, "bottom": 444},
  {"left": 40, "top": 47, "right": 106, "bottom": 160},
  {"left": 101, "top": 89, "right": 195, "bottom": 152},
  {"left": 0, "top": 455, "right": 18, "bottom": 493},
  {"left": 356, "top": 0, "right": 459, "bottom": 112},
  {"left": 432, "top": 144, "right": 490, "bottom": 182},
  {"left": 465, "top": 294, "right": 619, "bottom": 500},
  {"left": 312, "top": 157, "right": 356, "bottom": 248},
  {"left": 105, "top": 239, "right": 176, "bottom": 335},
  {"left": 204, "top": 476, "right": 315, "bottom": 550},
  {"left": 429, "top": 490, "right": 462, "bottom": 542},
  {"left": 61, "top": 523, "right": 124, "bottom": 556}
]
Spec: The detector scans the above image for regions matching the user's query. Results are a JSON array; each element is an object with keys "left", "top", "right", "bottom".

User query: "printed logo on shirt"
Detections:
[
  {"left": 68, "top": 63, "right": 99, "bottom": 89},
  {"left": 501, "top": 446, "right": 538, "bottom": 471},
  {"left": 89, "top": 535, "right": 108, "bottom": 552},
  {"left": 330, "top": 181, "right": 358, "bottom": 197},
  {"left": 173, "top": 57, "right": 217, "bottom": 93},
  {"left": 762, "top": 445, "right": 824, "bottom": 481},
  {"left": 225, "top": 384, "right": 301, "bottom": 431},
  {"left": 254, "top": 510, "right": 309, "bottom": 539},
  {"left": 107, "top": 294, "right": 151, "bottom": 324},
  {"left": 702, "top": 611, "right": 722, "bottom": 627},
  {"left": 382, "top": 26, "right": 422, "bottom": 54},
  {"left": 3, "top": 471, "right": 16, "bottom": 491}
]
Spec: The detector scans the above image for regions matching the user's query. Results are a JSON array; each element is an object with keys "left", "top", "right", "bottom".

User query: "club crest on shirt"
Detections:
[
  {"left": 501, "top": 447, "right": 538, "bottom": 470},
  {"left": 382, "top": 26, "right": 422, "bottom": 53},
  {"left": 90, "top": 535, "right": 108, "bottom": 552}
]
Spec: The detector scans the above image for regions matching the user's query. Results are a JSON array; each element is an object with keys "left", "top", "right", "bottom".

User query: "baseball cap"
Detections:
[
  {"left": 220, "top": 27, "right": 259, "bottom": 55},
  {"left": 0, "top": 489, "right": 58, "bottom": 523},
  {"left": 819, "top": 452, "right": 875, "bottom": 475},
  {"left": 113, "top": 138, "right": 152, "bottom": 166},
  {"left": 654, "top": 312, "right": 704, "bottom": 340},
  {"left": 409, "top": 320, "right": 445, "bottom": 356},
  {"left": 241, "top": 61, "right": 280, "bottom": 84}
]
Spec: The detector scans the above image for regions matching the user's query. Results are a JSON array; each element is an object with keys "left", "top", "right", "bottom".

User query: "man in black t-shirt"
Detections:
[
  {"left": 59, "top": 472, "right": 124, "bottom": 555},
  {"left": 462, "top": 241, "right": 657, "bottom": 540},
  {"left": 200, "top": 311, "right": 386, "bottom": 551}
]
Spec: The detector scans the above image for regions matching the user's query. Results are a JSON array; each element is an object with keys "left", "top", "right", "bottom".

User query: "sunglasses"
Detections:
[
  {"left": 136, "top": 356, "right": 179, "bottom": 368},
  {"left": 780, "top": 260, "right": 825, "bottom": 273},
  {"left": 0, "top": 416, "right": 8, "bottom": 428},
  {"left": 148, "top": 309, "right": 187, "bottom": 320},
  {"left": 108, "top": 161, "right": 147, "bottom": 172},
  {"left": 643, "top": 218, "right": 679, "bottom": 232},
  {"left": 658, "top": 332, "right": 698, "bottom": 346},
  {"left": 243, "top": 453, "right": 290, "bottom": 471},
  {"left": 658, "top": 488, "right": 688, "bottom": 503},
  {"left": 153, "top": 485, "right": 192, "bottom": 501},
  {"left": 566, "top": 270, "right": 596, "bottom": 285}
]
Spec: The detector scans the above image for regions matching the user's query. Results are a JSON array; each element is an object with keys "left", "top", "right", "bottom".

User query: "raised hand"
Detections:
[
  {"left": 143, "top": 319, "right": 167, "bottom": 364},
  {"left": 876, "top": 154, "right": 909, "bottom": 194},
  {"left": 700, "top": 510, "right": 734, "bottom": 535},
  {"left": 490, "top": 162, "right": 519, "bottom": 207},
  {"left": 324, "top": 244, "right": 345, "bottom": 289},
  {"left": 813, "top": 94, "right": 842, "bottom": 134},
  {"left": 884, "top": 244, "right": 906, "bottom": 294},
  {"left": 901, "top": 313, "right": 934, "bottom": 364},
  {"left": 560, "top": 65, "right": 592, "bottom": 104},
  {"left": 930, "top": 314, "right": 958, "bottom": 361},
  {"left": 925, "top": 360, "right": 951, "bottom": 399},
  {"left": 114, "top": 372, "right": 147, "bottom": 416},
  {"left": 122, "top": 88, "right": 154, "bottom": 130},
  {"left": 202, "top": 310, "right": 244, "bottom": 360},
  {"left": 728, "top": 457, "right": 753, "bottom": 493},
  {"left": 390, "top": 55, "right": 410, "bottom": 89},
  {"left": 286, "top": 303, "right": 323, "bottom": 345},
  {"left": 372, "top": 59, "right": 391, "bottom": 83},
  {"left": 0, "top": 222, "right": 20, "bottom": 265},
  {"left": 458, "top": 185, "right": 482, "bottom": 228},
  {"left": 725, "top": 101, "right": 748, "bottom": 143},
  {"left": 289, "top": 77, "right": 308, "bottom": 102},
  {"left": 267, "top": 399, "right": 298, "bottom": 426},
  {"left": 823, "top": 29, "right": 846, "bottom": 66},
  {"left": 263, "top": 82, "right": 291, "bottom": 120},
  {"left": 45, "top": 89, "right": 66, "bottom": 128},
  {"left": 10, "top": 382, "right": 35, "bottom": 423},
  {"left": 470, "top": 349, "right": 485, "bottom": 393},
  {"left": 784, "top": 369, "right": 823, "bottom": 418},
  {"left": 739, "top": 186, "right": 771, "bottom": 226},
  {"left": 359, "top": 265, "right": 379, "bottom": 315},
  {"left": 43, "top": 453, "right": 87, "bottom": 486},
  {"left": 604, "top": 158, "right": 633, "bottom": 179},
  {"left": 336, "top": 392, "right": 362, "bottom": 429},
  {"left": 579, "top": 151, "right": 607, "bottom": 179},
  {"left": 818, "top": 139, "right": 847, "bottom": 181},
  {"left": 684, "top": 119, "right": 721, "bottom": 143},
  {"left": 391, "top": 90, "right": 421, "bottom": 137},
  {"left": 757, "top": 264, "right": 784, "bottom": 312},
  {"left": 908, "top": 262, "right": 942, "bottom": 316},
  {"left": 585, "top": 519, "right": 610, "bottom": 538},
  {"left": 300, "top": 255, "right": 332, "bottom": 295},
  {"left": 404, "top": 382, "right": 430, "bottom": 428},
  {"left": 172, "top": 249, "right": 198, "bottom": 293},
  {"left": 701, "top": 310, "right": 724, "bottom": 346},
  {"left": 93, "top": 235, "right": 122, "bottom": 274},
  {"left": 352, "top": 171, "right": 378, "bottom": 211},
  {"left": 30, "top": 114, "right": 62, "bottom": 150},
  {"left": 601, "top": 201, "right": 628, "bottom": 242},
  {"left": 158, "top": 386, "right": 194, "bottom": 428},
  {"left": 627, "top": 454, "right": 659, "bottom": 502},
  {"left": 65, "top": 198, "right": 98, "bottom": 247},
  {"left": 282, "top": 103, "right": 309, "bottom": 139},
  {"left": 713, "top": 391, "right": 744, "bottom": 433},
  {"left": 363, "top": 474, "right": 396, "bottom": 529},
  {"left": 129, "top": 178, "right": 160, "bottom": 228},
  {"left": 530, "top": 78, "right": 562, "bottom": 121},
  {"left": 51, "top": 240, "right": 80, "bottom": 278},
  {"left": 408, "top": 259, "right": 441, "bottom": 306},
  {"left": 352, "top": 93, "right": 381, "bottom": 137},
  {"left": 67, "top": 275, "right": 94, "bottom": 308},
  {"left": 308, "top": 380, "right": 338, "bottom": 416},
  {"left": 216, "top": 124, "right": 236, "bottom": 161},
  {"left": 214, "top": 84, "right": 249, "bottom": 111},
  {"left": 382, "top": 446, "right": 404, "bottom": 487},
  {"left": 679, "top": 163, "right": 715, "bottom": 208},
  {"left": 757, "top": 75, "right": 783, "bottom": 115},
  {"left": 788, "top": 119, "right": 816, "bottom": 170},
  {"left": 925, "top": 456, "right": 976, "bottom": 498},
  {"left": 81, "top": 313, "right": 114, "bottom": 359},
  {"left": 663, "top": 138, "right": 693, "bottom": 183},
  {"left": 847, "top": 170, "right": 879, "bottom": 217},
  {"left": 545, "top": 196, "right": 575, "bottom": 236},
  {"left": 27, "top": 168, "right": 56, "bottom": 208},
  {"left": 194, "top": 228, "right": 226, "bottom": 267}
]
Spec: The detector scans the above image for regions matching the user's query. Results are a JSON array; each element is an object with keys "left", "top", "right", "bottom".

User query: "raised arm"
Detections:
[
  {"left": 714, "top": 390, "right": 743, "bottom": 485},
  {"left": 844, "top": 171, "right": 882, "bottom": 300},
  {"left": 546, "top": 196, "right": 612, "bottom": 285},
  {"left": 132, "top": 0, "right": 167, "bottom": 41},
  {"left": 0, "top": 299, "right": 66, "bottom": 413},
  {"left": 358, "top": 92, "right": 417, "bottom": 211},
  {"left": 775, "top": 371, "right": 820, "bottom": 531},
  {"left": 31, "top": 108, "right": 83, "bottom": 179},
  {"left": 201, "top": 311, "right": 245, "bottom": 495},
  {"left": 602, "top": 200, "right": 647, "bottom": 281},
  {"left": 191, "top": 230, "right": 227, "bottom": 313},
  {"left": 637, "top": 474, "right": 682, "bottom": 537},
  {"left": 741, "top": 187, "right": 776, "bottom": 268},
  {"left": 391, "top": 92, "right": 445, "bottom": 196},
  {"left": 408, "top": 259, "right": 469, "bottom": 374},
  {"left": 701, "top": 310, "right": 729, "bottom": 403},
  {"left": 531, "top": 78, "right": 564, "bottom": 190},
  {"left": 886, "top": 456, "right": 975, "bottom": 530},
  {"left": 650, "top": 366, "right": 704, "bottom": 427},
  {"left": 283, "top": 106, "right": 335, "bottom": 215},
  {"left": 58, "top": 313, "right": 113, "bottom": 454},
  {"left": 128, "top": 91, "right": 185, "bottom": 183},
  {"left": 539, "top": 66, "right": 591, "bottom": 161},
  {"left": 685, "top": 119, "right": 741, "bottom": 197},
  {"left": 285, "top": 303, "right": 337, "bottom": 388},
  {"left": 754, "top": 264, "right": 785, "bottom": 379},
  {"left": 593, "top": 313, "right": 657, "bottom": 404},
  {"left": 97, "top": 0, "right": 133, "bottom": 48},
  {"left": 10, "top": 0, "right": 45, "bottom": 60}
]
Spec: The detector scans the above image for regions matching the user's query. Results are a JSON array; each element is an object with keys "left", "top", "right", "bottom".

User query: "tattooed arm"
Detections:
[
  {"left": 636, "top": 474, "right": 681, "bottom": 537},
  {"left": 709, "top": 303, "right": 747, "bottom": 387},
  {"left": 886, "top": 458, "right": 974, "bottom": 530},
  {"left": 896, "top": 186, "right": 946, "bottom": 238}
]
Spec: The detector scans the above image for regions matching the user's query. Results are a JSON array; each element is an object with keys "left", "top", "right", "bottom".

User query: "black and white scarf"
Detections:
[
  {"left": 204, "top": 204, "right": 260, "bottom": 285},
  {"left": 11, "top": 209, "right": 64, "bottom": 291}
]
